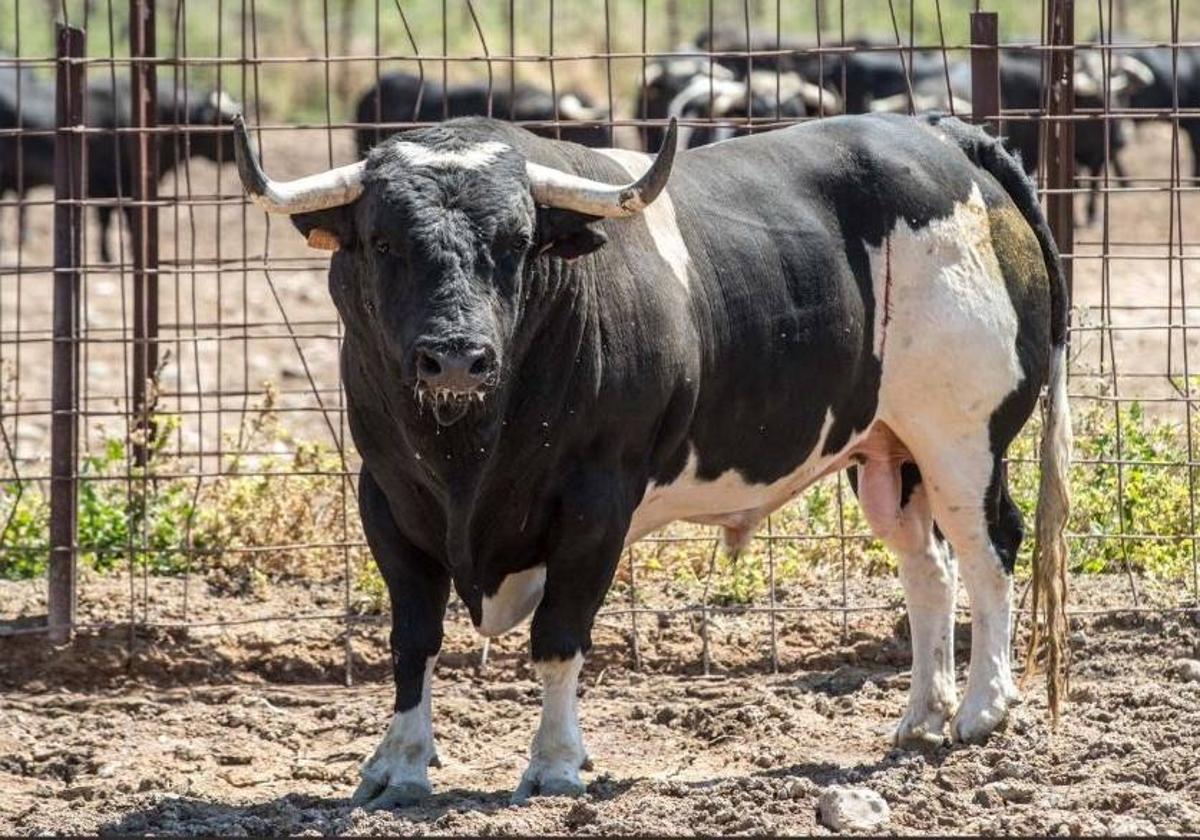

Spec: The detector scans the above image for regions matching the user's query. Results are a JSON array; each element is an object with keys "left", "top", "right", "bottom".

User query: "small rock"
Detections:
[
  {"left": 990, "top": 760, "right": 1032, "bottom": 781},
  {"left": 484, "top": 685, "right": 526, "bottom": 702},
  {"left": 981, "top": 780, "right": 1035, "bottom": 804},
  {"left": 786, "top": 778, "right": 818, "bottom": 800},
  {"left": 1108, "top": 816, "right": 1158, "bottom": 836},
  {"left": 817, "top": 786, "right": 891, "bottom": 832},
  {"left": 564, "top": 800, "right": 599, "bottom": 829},
  {"left": 1176, "top": 659, "right": 1200, "bottom": 683}
]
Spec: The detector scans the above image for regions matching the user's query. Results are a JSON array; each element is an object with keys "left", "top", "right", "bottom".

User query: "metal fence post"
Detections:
[
  {"left": 131, "top": 0, "right": 159, "bottom": 464},
  {"left": 49, "top": 24, "right": 86, "bottom": 644},
  {"left": 1045, "top": 0, "right": 1076, "bottom": 302},
  {"left": 970, "top": 11, "right": 1000, "bottom": 136}
]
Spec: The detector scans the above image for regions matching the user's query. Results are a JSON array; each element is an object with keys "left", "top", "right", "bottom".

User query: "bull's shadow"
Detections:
[{"left": 97, "top": 779, "right": 641, "bottom": 834}]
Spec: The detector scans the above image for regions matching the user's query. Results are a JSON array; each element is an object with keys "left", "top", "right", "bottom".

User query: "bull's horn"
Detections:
[
  {"left": 233, "top": 115, "right": 366, "bottom": 214},
  {"left": 525, "top": 117, "right": 677, "bottom": 217}
]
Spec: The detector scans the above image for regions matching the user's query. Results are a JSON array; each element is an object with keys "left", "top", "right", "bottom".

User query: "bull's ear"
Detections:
[
  {"left": 536, "top": 208, "right": 607, "bottom": 261},
  {"left": 291, "top": 206, "right": 356, "bottom": 252}
]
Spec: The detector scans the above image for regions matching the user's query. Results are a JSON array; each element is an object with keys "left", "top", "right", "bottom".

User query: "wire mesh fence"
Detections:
[{"left": 1, "top": 0, "right": 1199, "bottom": 681}]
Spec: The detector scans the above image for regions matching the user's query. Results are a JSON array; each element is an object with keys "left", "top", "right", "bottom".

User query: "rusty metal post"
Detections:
[
  {"left": 1045, "top": 0, "right": 1076, "bottom": 301},
  {"left": 131, "top": 0, "right": 159, "bottom": 463},
  {"left": 49, "top": 24, "right": 85, "bottom": 644},
  {"left": 970, "top": 11, "right": 1000, "bottom": 136}
]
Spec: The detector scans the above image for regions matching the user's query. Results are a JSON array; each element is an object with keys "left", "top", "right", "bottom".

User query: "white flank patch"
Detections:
[
  {"left": 595, "top": 147, "right": 691, "bottom": 290},
  {"left": 627, "top": 408, "right": 845, "bottom": 546},
  {"left": 870, "top": 181, "right": 1023, "bottom": 429},
  {"left": 478, "top": 565, "right": 546, "bottom": 637},
  {"left": 391, "top": 140, "right": 511, "bottom": 170}
]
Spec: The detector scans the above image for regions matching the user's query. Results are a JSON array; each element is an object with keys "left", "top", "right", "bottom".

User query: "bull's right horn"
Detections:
[
  {"left": 525, "top": 117, "right": 677, "bottom": 217},
  {"left": 233, "top": 115, "right": 366, "bottom": 214}
]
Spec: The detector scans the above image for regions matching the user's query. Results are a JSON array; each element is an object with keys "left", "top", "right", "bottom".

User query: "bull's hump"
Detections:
[{"left": 593, "top": 147, "right": 691, "bottom": 291}]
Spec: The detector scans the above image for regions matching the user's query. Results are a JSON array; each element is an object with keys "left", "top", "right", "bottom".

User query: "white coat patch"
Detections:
[
  {"left": 478, "top": 565, "right": 546, "bottom": 637},
  {"left": 391, "top": 140, "right": 510, "bottom": 170},
  {"left": 627, "top": 408, "right": 844, "bottom": 545},
  {"left": 594, "top": 148, "right": 691, "bottom": 290},
  {"left": 870, "top": 182, "right": 1023, "bottom": 429}
]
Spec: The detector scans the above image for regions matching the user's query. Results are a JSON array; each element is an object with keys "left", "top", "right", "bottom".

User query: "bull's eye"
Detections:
[{"left": 373, "top": 238, "right": 390, "bottom": 256}]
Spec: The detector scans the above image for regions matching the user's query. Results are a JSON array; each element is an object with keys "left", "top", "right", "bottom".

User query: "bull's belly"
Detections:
[{"left": 625, "top": 409, "right": 860, "bottom": 546}]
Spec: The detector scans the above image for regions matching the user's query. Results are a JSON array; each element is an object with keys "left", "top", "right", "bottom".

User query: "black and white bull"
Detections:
[
  {"left": 233, "top": 109, "right": 1072, "bottom": 807},
  {"left": 353, "top": 72, "right": 609, "bottom": 157}
]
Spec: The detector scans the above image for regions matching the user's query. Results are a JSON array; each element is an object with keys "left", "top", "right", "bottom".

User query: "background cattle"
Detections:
[
  {"left": 870, "top": 51, "right": 1152, "bottom": 224},
  {"left": 634, "top": 43, "right": 839, "bottom": 152},
  {"left": 0, "top": 69, "right": 239, "bottom": 262},
  {"left": 1117, "top": 43, "right": 1200, "bottom": 175},
  {"left": 85, "top": 81, "right": 241, "bottom": 262},
  {"left": 353, "top": 72, "right": 609, "bottom": 156},
  {"left": 0, "top": 62, "right": 55, "bottom": 254}
]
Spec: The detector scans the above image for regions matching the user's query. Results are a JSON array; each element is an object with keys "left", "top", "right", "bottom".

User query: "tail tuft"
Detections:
[{"left": 1023, "top": 343, "right": 1072, "bottom": 721}]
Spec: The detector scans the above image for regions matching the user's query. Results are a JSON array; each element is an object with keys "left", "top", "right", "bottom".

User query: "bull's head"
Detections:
[{"left": 233, "top": 116, "right": 676, "bottom": 427}]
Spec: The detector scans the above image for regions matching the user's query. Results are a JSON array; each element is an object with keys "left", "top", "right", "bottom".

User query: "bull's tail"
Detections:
[
  {"left": 1028, "top": 341, "right": 1072, "bottom": 720},
  {"left": 924, "top": 113, "right": 1072, "bottom": 719}
]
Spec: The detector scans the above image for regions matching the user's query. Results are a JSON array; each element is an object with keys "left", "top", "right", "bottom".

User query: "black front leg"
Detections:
[
  {"left": 513, "top": 469, "right": 631, "bottom": 802},
  {"left": 351, "top": 468, "right": 450, "bottom": 811}
]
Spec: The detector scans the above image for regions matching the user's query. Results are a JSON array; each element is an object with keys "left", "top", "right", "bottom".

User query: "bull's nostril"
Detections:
[
  {"left": 469, "top": 356, "right": 490, "bottom": 377},
  {"left": 416, "top": 351, "right": 442, "bottom": 379}
]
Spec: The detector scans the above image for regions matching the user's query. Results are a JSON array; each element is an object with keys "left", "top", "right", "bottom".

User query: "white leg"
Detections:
[
  {"left": 855, "top": 461, "right": 958, "bottom": 746},
  {"left": 352, "top": 656, "right": 438, "bottom": 809},
  {"left": 512, "top": 652, "right": 588, "bottom": 803},
  {"left": 952, "top": 539, "right": 1019, "bottom": 742},
  {"left": 893, "top": 489, "right": 958, "bottom": 747},
  {"left": 903, "top": 446, "right": 1020, "bottom": 744}
]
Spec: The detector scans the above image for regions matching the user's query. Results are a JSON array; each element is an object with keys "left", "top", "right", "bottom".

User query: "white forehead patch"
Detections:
[{"left": 391, "top": 140, "right": 511, "bottom": 170}]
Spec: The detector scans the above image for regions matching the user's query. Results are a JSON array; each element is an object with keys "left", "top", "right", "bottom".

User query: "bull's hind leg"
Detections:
[
  {"left": 850, "top": 453, "right": 958, "bottom": 747},
  {"left": 351, "top": 470, "right": 450, "bottom": 810},
  {"left": 897, "top": 434, "right": 1024, "bottom": 744}
]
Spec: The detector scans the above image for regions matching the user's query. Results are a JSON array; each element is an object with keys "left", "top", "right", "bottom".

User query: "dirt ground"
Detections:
[{"left": 2, "top": 573, "right": 1199, "bottom": 836}]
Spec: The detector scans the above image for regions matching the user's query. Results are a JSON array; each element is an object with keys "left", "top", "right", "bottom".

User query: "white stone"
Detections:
[
  {"left": 1176, "top": 658, "right": 1200, "bottom": 683},
  {"left": 1108, "top": 816, "right": 1158, "bottom": 836},
  {"left": 817, "top": 786, "right": 891, "bottom": 832}
]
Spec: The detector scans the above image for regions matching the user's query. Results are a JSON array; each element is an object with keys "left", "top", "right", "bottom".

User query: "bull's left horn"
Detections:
[
  {"left": 525, "top": 117, "right": 677, "bottom": 218},
  {"left": 233, "top": 115, "right": 366, "bottom": 214}
]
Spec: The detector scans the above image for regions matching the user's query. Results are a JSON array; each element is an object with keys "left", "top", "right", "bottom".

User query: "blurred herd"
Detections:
[{"left": 2, "top": 25, "right": 1196, "bottom": 259}]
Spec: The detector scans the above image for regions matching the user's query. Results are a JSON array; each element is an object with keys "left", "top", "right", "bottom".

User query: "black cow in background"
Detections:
[
  {"left": 1116, "top": 43, "right": 1200, "bottom": 176},
  {"left": 0, "top": 63, "right": 56, "bottom": 254},
  {"left": 86, "top": 81, "right": 241, "bottom": 262},
  {"left": 870, "top": 51, "right": 1153, "bottom": 224},
  {"left": 353, "top": 73, "right": 609, "bottom": 157},
  {"left": 634, "top": 47, "right": 840, "bottom": 152},
  {"left": 1, "top": 69, "right": 239, "bottom": 262}
]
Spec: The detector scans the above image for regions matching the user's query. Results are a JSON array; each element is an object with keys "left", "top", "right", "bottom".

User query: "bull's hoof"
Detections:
[
  {"left": 951, "top": 697, "right": 1009, "bottom": 744},
  {"left": 351, "top": 777, "right": 431, "bottom": 811},
  {"left": 511, "top": 762, "right": 586, "bottom": 804},
  {"left": 893, "top": 703, "right": 952, "bottom": 750}
]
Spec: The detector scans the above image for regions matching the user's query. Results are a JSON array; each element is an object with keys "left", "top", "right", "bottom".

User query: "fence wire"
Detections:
[{"left": 1, "top": 0, "right": 1199, "bottom": 681}]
